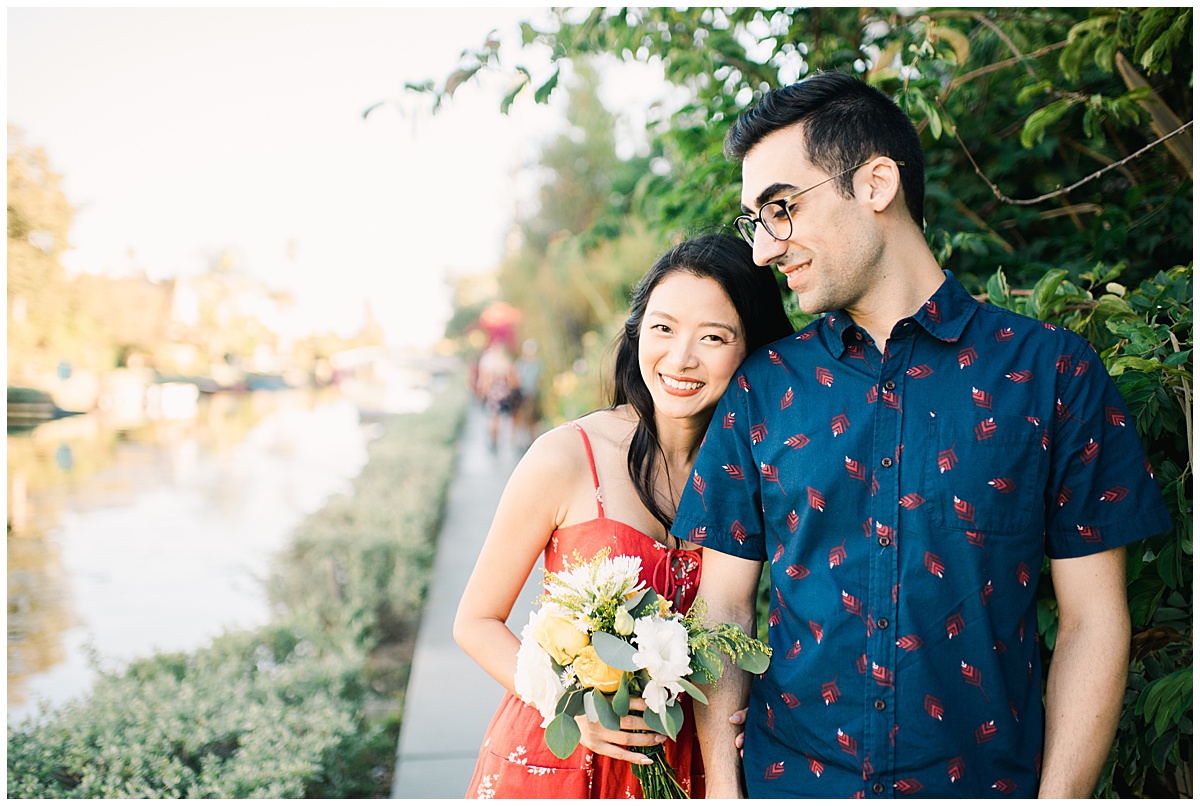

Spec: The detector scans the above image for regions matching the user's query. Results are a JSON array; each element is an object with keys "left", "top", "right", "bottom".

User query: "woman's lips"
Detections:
[{"left": 659, "top": 373, "right": 704, "bottom": 397}]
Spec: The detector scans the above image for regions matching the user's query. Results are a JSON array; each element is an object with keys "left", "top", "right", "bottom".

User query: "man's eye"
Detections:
[{"left": 766, "top": 203, "right": 791, "bottom": 221}]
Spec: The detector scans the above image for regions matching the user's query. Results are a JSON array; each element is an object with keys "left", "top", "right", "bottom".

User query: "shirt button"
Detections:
[
  {"left": 874, "top": 699, "right": 886, "bottom": 711},
  {"left": 876, "top": 617, "right": 890, "bottom": 629},
  {"left": 873, "top": 783, "right": 885, "bottom": 795},
  {"left": 878, "top": 535, "right": 891, "bottom": 547},
  {"left": 884, "top": 380, "right": 896, "bottom": 390},
  {"left": 855, "top": 331, "right": 864, "bottom": 341},
  {"left": 881, "top": 457, "right": 893, "bottom": 468}
]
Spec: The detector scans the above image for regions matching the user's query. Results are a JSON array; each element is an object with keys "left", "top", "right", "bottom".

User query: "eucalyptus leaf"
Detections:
[
  {"left": 585, "top": 689, "right": 621, "bottom": 730},
  {"left": 591, "top": 631, "right": 640, "bottom": 671},
  {"left": 676, "top": 676, "right": 709, "bottom": 705},
  {"left": 613, "top": 673, "right": 631, "bottom": 717},
  {"left": 734, "top": 646, "right": 771, "bottom": 675},
  {"left": 544, "top": 712, "right": 582, "bottom": 760}
]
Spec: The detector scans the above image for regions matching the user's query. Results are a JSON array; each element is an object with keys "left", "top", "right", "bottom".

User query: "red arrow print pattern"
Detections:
[
  {"left": 780, "top": 387, "right": 793, "bottom": 410},
  {"left": 897, "top": 634, "right": 923, "bottom": 651},
  {"left": 958, "top": 344, "right": 978, "bottom": 368},
  {"left": 882, "top": 389, "right": 902, "bottom": 410},
  {"left": 971, "top": 387, "right": 993, "bottom": 409},
  {"left": 1100, "top": 486, "right": 1129, "bottom": 502},
  {"left": 856, "top": 654, "right": 868, "bottom": 675},
  {"left": 841, "top": 590, "right": 863, "bottom": 617},
  {"left": 785, "top": 564, "right": 809, "bottom": 580},
  {"left": 805, "top": 753, "right": 824, "bottom": 778},
  {"left": 837, "top": 729, "right": 859, "bottom": 759},
  {"left": 781, "top": 692, "right": 801, "bottom": 708},
  {"left": 872, "top": 663, "right": 894, "bottom": 689},
  {"left": 924, "top": 551, "right": 945, "bottom": 578},
  {"left": 865, "top": 384, "right": 878, "bottom": 405},
  {"left": 946, "top": 611, "right": 965, "bottom": 638},
  {"left": 815, "top": 367, "right": 833, "bottom": 387},
  {"left": 768, "top": 608, "right": 781, "bottom": 627},
  {"left": 961, "top": 660, "right": 990, "bottom": 701},
  {"left": 980, "top": 579, "right": 994, "bottom": 606},
  {"left": 1105, "top": 406, "right": 1126, "bottom": 426},
  {"left": 988, "top": 477, "right": 1015, "bottom": 493},
  {"left": 948, "top": 755, "right": 966, "bottom": 782},
  {"left": 925, "top": 299, "right": 941, "bottom": 322},
  {"left": 1005, "top": 369, "right": 1033, "bottom": 383},
  {"left": 688, "top": 526, "right": 706, "bottom": 543},
  {"left": 692, "top": 471, "right": 706, "bottom": 510},
  {"left": 907, "top": 364, "right": 933, "bottom": 379},
  {"left": 954, "top": 496, "right": 976, "bottom": 524},
  {"left": 809, "top": 620, "right": 823, "bottom": 644},
  {"left": 1055, "top": 354, "right": 1072, "bottom": 374},
  {"left": 1079, "top": 438, "right": 1099, "bottom": 464},
  {"left": 731, "top": 520, "right": 747, "bottom": 544},
  {"left": 722, "top": 464, "right": 744, "bottom": 480},
  {"left": 764, "top": 762, "right": 786, "bottom": 780},
  {"left": 785, "top": 640, "right": 802, "bottom": 659},
  {"left": 1016, "top": 562, "right": 1030, "bottom": 587},
  {"left": 761, "top": 462, "right": 785, "bottom": 493},
  {"left": 785, "top": 433, "right": 810, "bottom": 449},
  {"left": 737, "top": 374, "right": 750, "bottom": 391},
  {"left": 994, "top": 326, "right": 1014, "bottom": 341},
  {"left": 722, "top": 411, "right": 735, "bottom": 428},
  {"left": 821, "top": 676, "right": 840, "bottom": 705},
  {"left": 808, "top": 487, "right": 826, "bottom": 512},
  {"left": 831, "top": 411, "right": 850, "bottom": 437},
  {"left": 845, "top": 456, "right": 866, "bottom": 481},
  {"left": 1077, "top": 525, "right": 1103, "bottom": 543},
  {"left": 992, "top": 779, "right": 1017, "bottom": 795},
  {"left": 750, "top": 421, "right": 768, "bottom": 444},
  {"left": 924, "top": 694, "right": 944, "bottom": 721},
  {"left": 786, "top": 510, "right": 799, "bottom": 532},
  {"left": 975, "top": 417, "right": 997, "bottom": 440},
  {"left": 894, "top": 778, "right": 923, "bottom": 794},
  {"left": 829, "top": 538, "right": 847, "bottom": 568},
  {"left": 975, "top": 720, "right": 998, "bottom": 744},
  {"left": 899, "top": 492, "right": 926, "bottom": 509},
  {"left": 937, "top": 444, "right": 958, "bottom": 473},
  {"left": 768, "top": 349, "right": 788, "bottom": 371}
]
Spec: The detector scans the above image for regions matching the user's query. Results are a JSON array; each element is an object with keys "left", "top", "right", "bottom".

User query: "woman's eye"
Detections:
[
  {"left": 650, "top": 323, "right": 671, "bottom": 334},
  {"left": 702, "top": 334, "right": 727, "bottom": 344}
]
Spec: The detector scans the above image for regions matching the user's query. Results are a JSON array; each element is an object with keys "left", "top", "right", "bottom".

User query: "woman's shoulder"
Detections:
[{"left": 570, "top": 407, "right": 638, "bottom": 451}]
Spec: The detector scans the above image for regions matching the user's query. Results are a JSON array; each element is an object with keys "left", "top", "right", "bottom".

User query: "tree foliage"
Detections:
[{"left": 412, "top": 7, "right": 1192, "bottom": 797}]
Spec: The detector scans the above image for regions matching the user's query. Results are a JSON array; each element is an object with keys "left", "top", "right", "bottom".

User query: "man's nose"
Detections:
[{"left": 753, "top": 225, "right": 787, "bottom": 267}]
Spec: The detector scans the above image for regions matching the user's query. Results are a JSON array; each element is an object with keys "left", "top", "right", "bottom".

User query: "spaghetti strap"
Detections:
[{"left": 564, "top": 421, "right": 605, "bottom": 519}]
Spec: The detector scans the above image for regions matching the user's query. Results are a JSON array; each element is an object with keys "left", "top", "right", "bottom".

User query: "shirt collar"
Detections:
[{"left": 821, "top": 270, "right": 980, "bottom": 358}]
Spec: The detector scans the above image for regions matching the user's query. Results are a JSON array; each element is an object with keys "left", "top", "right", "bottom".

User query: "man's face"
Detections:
[{"left": 739, "top": 124, "right": 885, "bottom": 316}]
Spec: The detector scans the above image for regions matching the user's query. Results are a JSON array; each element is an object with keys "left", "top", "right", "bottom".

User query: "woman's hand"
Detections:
[{"left": 574, "top": 697, "right": 667, "bottom": 764}]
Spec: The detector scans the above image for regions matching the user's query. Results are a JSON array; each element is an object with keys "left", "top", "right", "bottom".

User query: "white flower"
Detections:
[
  {"left": 613, "top": 606, "right": 635, "bottom": 636},
  {"left": 642, "top": 679, "right": 686, "bottom": 716},
  {"left": 631, "top": 615, "right": 692, "bottom": 683},
  {"left": 513, "top": 611, "right": 566, "bottom": 726}
]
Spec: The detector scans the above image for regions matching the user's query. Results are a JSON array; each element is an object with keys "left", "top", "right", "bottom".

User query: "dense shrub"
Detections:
[{"left": 7, "top": 380, "right": 469, "bottom": 798}]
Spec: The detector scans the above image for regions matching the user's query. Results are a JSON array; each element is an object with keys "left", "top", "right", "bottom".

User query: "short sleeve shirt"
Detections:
[{"left": 672, "top": 271, "right": 1172, "bottom": 798}]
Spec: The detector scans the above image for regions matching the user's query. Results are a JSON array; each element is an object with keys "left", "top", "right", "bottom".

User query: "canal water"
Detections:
[{"left": 7, "top": 388, "right": 374, "bottom": 726}]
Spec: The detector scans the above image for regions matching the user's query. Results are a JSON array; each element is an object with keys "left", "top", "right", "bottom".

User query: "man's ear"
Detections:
[{"left": 858, "top": 158, "right": 902, "bottom": 214}]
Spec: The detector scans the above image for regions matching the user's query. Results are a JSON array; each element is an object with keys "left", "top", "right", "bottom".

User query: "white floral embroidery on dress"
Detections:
[
  {"left": 507, "top": 746, "right": 528, "bottom": 765},
  {"left": 525, "top": 766, "right": 556, "bottom": 776},
  {"left": 476, "top": 774, "right": 497, "bottom": 799}
]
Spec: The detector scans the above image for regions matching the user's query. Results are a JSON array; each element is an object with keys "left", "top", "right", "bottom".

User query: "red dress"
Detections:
[{"left": 466, "top": 422, "right": 705, "bottom": 799}]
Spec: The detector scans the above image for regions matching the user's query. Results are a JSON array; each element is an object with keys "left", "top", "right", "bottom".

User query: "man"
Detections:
[{"left": 671, "top": 72, "right": 1172, "bottom": 798}]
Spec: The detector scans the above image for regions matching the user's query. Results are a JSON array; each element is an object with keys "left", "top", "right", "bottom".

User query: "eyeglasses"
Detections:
[{"left": 733, "top": 160, "right": 904, "bottom": 246}]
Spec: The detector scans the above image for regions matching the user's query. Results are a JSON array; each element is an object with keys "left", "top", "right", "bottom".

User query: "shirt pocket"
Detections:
[{"left": 924, "top": 412, "right": 1045, "bottom": 536}]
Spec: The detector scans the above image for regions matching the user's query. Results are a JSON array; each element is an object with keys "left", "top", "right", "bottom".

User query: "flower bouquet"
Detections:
[{"left": 513, "top": 550, "right": 771, "bottom": 798}]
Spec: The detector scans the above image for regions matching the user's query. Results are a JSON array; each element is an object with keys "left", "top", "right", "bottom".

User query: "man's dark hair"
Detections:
[{"left": 725, "top": 71, "right": 926, "bottom": 227}]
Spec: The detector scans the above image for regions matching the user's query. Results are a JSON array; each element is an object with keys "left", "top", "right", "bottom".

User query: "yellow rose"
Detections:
[
  {"left": 573, "top": 645, "right": 622, "bottom": 693},
  {"left": 531, "top": 613, "right": 590, "bottom": 666}
]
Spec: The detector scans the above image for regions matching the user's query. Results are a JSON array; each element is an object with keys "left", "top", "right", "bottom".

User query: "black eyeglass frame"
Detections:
[{"left": 732, "top": 159, "right": 905, "bottom": 246}]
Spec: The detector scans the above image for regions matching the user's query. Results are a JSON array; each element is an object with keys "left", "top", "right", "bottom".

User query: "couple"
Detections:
[{"left": 455, "top": 72, "right": 1171, "bottom": 799}]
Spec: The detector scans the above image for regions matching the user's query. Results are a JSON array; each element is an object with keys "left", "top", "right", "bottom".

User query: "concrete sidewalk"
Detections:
[{"left": 392, "top": 404, "right": 543, "bottom": 798}]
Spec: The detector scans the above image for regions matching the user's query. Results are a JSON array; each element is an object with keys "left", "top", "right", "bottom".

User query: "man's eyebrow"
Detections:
[{"left": 742, "top": 182, "right": 800, "bottom": 214}]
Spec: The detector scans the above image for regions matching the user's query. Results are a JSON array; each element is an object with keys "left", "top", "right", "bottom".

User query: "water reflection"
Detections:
[{"left": 7, "top": 388, "right": 370, "bottom": 724}]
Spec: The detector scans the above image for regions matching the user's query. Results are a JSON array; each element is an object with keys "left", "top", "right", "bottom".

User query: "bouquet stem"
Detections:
[{"left": 631, "top": 743, "right": 688, "bottom": 799}]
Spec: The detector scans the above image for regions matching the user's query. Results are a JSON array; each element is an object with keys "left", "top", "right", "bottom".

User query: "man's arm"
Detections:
[
  {"left": 1039, "top": 545, "right": 1129, "bottom": 798},
  {"left": 694, "top": 548, "right": 763, "bottom": 799}
]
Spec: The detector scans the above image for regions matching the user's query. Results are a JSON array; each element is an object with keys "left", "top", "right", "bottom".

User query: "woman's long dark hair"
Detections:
[{"left": 610, "top": 233, "right": 794, "bottom": 533}]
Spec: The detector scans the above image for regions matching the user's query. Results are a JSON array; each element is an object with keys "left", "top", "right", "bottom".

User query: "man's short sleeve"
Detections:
[
  {"left": 672, "top": 373, "right": 768, "bottom": 561},
  {"left": 1044, "top": 339, "right": 1173, "bottom": 558}
]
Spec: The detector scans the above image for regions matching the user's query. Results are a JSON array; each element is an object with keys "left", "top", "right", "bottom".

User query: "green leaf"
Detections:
[
  {"left": 585, "top": 689, "right": 621, "bottom": 730},
  {"left": 555, "top": 688, "right": 584, "bottom": 718},
  {"left": 612, "top": 673, "right": 631, "bottom": 717},
  {"left": 734, "top": 645, "right": 771, "bottom": 675},
  {"left": 500, "top": 69, "right": 531, "bottom": 115},
  {"left": 591, "top": 631, "right": 640, "bottom": 671},
  {"left": 675, "top": 676, "right": 709, "bottom": 705},
  {"left": 643, "top": 699, "right": 684, "bottom": 740},
  {"left": 445, "top": 65, "right": 482, "bottom": 96},
  {"left": 544, "top": 712, "right": 582, "bottom": 759},
  {"left": 534, "top": 68, "right": 560, "bottom": 104},
  {"left": 1029, "top": 269, "right": 1070, "bottom": 320},
  {"left": 1021, "top": 99, "right": 1078, "bottom": 149},
  {"left": 690, "top": 647, "right": 723, "bottom": 684},
  {"left": 986, "top": 269, "right": 1012, "bottom": 309}
]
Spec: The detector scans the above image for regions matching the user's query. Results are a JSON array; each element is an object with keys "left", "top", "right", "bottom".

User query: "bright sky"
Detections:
[{"left": 7, "top": 7, "right": 577, "bottom": 349}]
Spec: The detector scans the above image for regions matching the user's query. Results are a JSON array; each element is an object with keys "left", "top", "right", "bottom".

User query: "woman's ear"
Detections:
[{"left": 858, "top": 158, "right": 902, "bottom": 214}]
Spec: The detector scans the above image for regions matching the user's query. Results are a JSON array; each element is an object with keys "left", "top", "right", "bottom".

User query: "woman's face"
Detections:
[{"left": 638, "top": 272, "right": 747, "bottom": 424}]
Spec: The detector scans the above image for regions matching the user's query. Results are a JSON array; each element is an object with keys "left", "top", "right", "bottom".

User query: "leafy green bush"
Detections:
[{"left": 7, "top": 380, "right": 469, "bottom": 798}]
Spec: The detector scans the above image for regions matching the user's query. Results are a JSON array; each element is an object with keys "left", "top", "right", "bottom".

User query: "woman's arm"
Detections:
[{"left": 453, "top": 426, "right": 577, "bottom": 690}]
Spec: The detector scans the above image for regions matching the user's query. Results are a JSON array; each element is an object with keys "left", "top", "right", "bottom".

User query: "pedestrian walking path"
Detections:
[{"left": 392, "top": 404, "right": 542, "bottom": 798}]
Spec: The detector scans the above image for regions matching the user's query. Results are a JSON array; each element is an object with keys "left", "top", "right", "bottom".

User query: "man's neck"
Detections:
[{"left": 845, "top": 238, "right": 945, "bottom": 351}]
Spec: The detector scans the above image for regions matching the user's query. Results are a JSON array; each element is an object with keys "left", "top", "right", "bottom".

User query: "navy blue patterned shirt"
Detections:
[{"left": 672, "top": 271, "right": 1172, "bottom": 798}]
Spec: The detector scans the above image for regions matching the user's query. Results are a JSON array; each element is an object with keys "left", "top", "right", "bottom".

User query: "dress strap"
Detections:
[{"left": 564, "top": 421, "right": 605, "bottom": 519}]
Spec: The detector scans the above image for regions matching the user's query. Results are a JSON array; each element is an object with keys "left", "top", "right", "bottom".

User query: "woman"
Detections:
[{"left": 455, "top": 234, "right": 793, "bottom": 798}]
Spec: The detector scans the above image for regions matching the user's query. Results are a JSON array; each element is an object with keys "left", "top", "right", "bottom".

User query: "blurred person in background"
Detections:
[
  {"left": 476, "top": 340, "right": 518, "bottom": 452},
  {"left": 454, "top": 234, "right": 793, "bottom": 798},
  {"left": 513, "top": 338, "right": 543, "bottom": 451}
]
